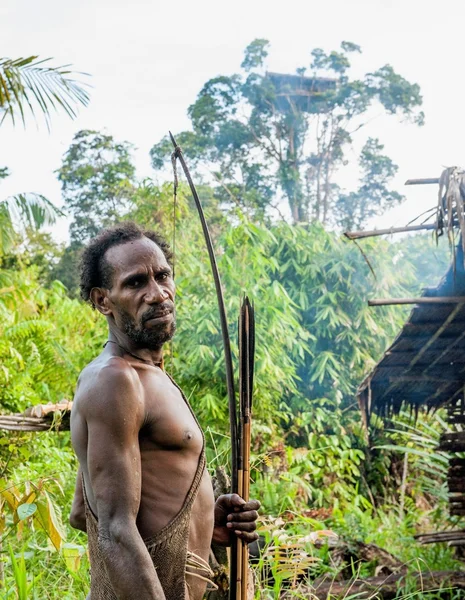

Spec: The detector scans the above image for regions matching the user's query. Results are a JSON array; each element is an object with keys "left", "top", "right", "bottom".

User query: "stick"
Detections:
[{"left": 405, "top": 178, "right": 440, "bottom": 185}]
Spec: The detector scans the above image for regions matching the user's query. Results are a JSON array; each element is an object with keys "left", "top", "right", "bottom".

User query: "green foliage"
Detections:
[
  {"left": 0, "top": 194, "right": 61, "bottom": 257},
  {"left": 0, "top": 56, "right": 89, "bottom": 129},
  {"left": 0, "top": 152, "right": 460, "bottom": 596},
  {"left": 151, "top": 39, "right": 423, "bottom": 225},
  {"left": 57, "top": 129, "right": 137, "bottom": 244},
  {"left": 241, "top": 39, "right": 270, "bottom": 72},
  {"left": 0, "top": 53, "right": 83, "bottom": 261},
  {"left": 0, "top": 266, "right": 105, "bottom": 413},
  {"left": 336, "top": 138, "right": 404, "bottom": 230}
]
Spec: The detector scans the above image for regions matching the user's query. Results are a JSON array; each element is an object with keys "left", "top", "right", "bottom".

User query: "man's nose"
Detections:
[{"left": 144, "top": 279, "right": 168, "bottom": 304}]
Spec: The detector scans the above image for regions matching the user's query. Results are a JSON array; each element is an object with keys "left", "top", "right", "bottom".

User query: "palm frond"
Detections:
[
  {"left": 0, "top": 193, "right": 63, "bottom": 254},
  {"left": 5, "top": 193, "right": 63, "bottom": 228},
  {"left": 0, "top": 56, "right": 90, "bottom": 129}
]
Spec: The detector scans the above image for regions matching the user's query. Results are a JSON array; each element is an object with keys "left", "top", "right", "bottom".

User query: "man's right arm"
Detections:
[{"left": 85, "top": 362, "right": 166, "bottom": 600}]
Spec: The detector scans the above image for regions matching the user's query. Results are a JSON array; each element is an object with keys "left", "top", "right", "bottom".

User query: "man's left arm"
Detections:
[
  {"left": 212, "top": 494, "right": 260, "bottom": 546},
  {"left": 70, "top": 466, "right": 87, "bottom": 533}
]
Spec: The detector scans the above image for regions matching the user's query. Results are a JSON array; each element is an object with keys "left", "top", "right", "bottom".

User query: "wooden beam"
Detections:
[
  {"left": 293, "top": 571, "right": 465, "bottom": 600},
  {"left": 369, "top": 297, "right": 465, "bottom": 306},
  {"left": 344, "top": 223, "right": 436, "bottom": 240},
  {"left": 451, "top": 508, "right": 465, "bottom": 516},
  {"left": 415, "top": 530, "right": 465, "bottom": 544},
  {"left": 405, "top": 178, "right": 440, "bottom": 185}
]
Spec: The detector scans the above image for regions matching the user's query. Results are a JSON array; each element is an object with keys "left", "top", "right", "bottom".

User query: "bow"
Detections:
[
  {"left": 169, "top": 135, "right": 257, "bottom": 600},
  {"left": 169, "top": 132, "right": 238, "bottom": 491}
]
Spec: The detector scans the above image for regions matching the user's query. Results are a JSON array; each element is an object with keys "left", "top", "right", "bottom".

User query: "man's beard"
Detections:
[{"left": 120, "top": 305, "right": 176, "bottom": 350}]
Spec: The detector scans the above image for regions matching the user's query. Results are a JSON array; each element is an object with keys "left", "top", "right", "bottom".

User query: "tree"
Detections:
[
  {"left": 57, "top": 130, "right": 137, "bottom": 244},
  {"left": 335, "top": 137, "right": 403, "bottom": 230},
  {"left": 150, "top": 40, "right": 423, "bottom": 227}
]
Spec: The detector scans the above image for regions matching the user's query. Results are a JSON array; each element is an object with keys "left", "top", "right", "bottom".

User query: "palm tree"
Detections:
[{"left": 0, "top": 56, "right": 90, "bottom": 253}]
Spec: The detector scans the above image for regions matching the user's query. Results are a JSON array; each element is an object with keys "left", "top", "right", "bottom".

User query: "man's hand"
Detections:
[{"left": 212, "top": 494, "right": 260, "bottom": 546}]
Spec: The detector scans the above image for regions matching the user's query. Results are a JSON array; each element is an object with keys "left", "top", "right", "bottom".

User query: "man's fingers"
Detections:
[
  {"left": 219, "top": 493, "right": 246, "bottom": 510},
  {"left": 235, "top": 530, "right": 259, "bottom": 543},
  {"left": 243, "top": 500, "right": 260, "bottom": 511},
  {"left": 227, "top": 509, "right": 259, "bottom": 523},
  {"left": 227, "top": 519, "right": 257, "bottom": 531},
  {"left": 219, "top": 495, "right": 260, "bottom": 511}
]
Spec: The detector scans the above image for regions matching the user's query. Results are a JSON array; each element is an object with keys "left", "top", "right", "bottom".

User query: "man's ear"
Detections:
[{"left": 90, "top": 287, "right": 112, "bottom": 316}]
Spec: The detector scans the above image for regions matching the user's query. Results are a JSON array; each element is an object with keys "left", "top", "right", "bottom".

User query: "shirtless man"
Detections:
[{"left": 70, "top": 222, "right": 260, "bottom": 600}]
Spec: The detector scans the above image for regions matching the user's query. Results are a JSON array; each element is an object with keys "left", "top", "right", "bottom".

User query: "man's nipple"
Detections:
[{"left": 183, "top": 430, "right": 193, "bottom": 442}]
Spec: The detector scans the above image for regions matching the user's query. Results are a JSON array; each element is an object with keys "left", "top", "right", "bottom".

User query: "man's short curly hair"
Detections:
[{"left": 79, "top": 222, "right": 173, "bottom": 305}]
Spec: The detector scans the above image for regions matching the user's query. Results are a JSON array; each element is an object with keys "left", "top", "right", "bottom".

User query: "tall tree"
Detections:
[
  {"left": 150, "top": 40, "right": 423, "bottom": 226},
  {"left": 53, "top": 130, "right": 136, "bottom": 293},
  {"left": 57, "top": 130, "right": 137, "bottom": 244}
]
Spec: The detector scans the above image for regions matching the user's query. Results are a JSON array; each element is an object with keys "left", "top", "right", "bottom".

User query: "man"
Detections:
[{"left": 70, "top": 222, "right": 260, "bottom": 600}]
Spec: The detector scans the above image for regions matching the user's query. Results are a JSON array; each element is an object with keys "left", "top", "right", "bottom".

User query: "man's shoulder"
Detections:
[{"left": 75, "top": 356, "right": 143, "bottom": 415}]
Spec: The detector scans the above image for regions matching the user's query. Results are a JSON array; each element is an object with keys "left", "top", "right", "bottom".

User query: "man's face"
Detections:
[{"left": 103, "top": 237, "right": 176, "bottom": 349}]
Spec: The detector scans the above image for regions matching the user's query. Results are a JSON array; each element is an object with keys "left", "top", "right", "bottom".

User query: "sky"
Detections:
[{"left": 1, "top": 0, "right": 464, "bottom": 242}]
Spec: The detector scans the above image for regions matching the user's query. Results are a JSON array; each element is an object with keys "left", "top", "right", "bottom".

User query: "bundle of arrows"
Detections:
[{"left": 231, "top": 296, "right": 255, "bottom": 600}]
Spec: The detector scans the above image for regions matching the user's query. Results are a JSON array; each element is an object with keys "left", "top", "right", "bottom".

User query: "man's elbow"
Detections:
[
  {"left": 70, "top": 511, "right": 87, "bottom": 532},
  {"left": 98, "top": 519, "right": 138, "bottom": 553}
]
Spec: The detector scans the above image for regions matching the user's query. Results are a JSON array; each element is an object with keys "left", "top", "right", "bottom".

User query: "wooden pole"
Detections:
[
  {"left": 344, "top": 223, "right": 436, "bottom": 240},
  {"left": 368, "top": 297, "right": 465, "bottom": 306},
  {"left": 405, "top": 178, "right": 440, "bottom": 185}
]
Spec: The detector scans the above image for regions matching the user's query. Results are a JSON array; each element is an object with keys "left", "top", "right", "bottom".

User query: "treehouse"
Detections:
[{"left": 266, "top": 72, "right": 336, "bottom": 114}]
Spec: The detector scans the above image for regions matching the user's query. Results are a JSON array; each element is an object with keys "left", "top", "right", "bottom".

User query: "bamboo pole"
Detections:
[{"left": 368, "top": 297, "right": 465, "bottom": 306}]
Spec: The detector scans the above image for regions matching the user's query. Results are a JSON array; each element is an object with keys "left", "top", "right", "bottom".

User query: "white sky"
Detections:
[{"left": 1, "top": 0, "right": 464, "bottom": 241}]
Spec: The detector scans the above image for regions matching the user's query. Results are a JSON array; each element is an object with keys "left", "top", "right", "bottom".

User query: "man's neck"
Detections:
[{"left": 106, "top": 330, "right": 164, "bottom": 366}]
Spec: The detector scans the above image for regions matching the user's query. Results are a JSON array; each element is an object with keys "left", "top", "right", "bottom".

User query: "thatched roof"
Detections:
[{"left": 358, "top": 245, "right": 465, "bottom": 425}]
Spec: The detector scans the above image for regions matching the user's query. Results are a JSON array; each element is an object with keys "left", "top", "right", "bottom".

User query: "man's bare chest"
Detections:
[{"left": 139, "top": 373, "right": 203, "bottom": 455}]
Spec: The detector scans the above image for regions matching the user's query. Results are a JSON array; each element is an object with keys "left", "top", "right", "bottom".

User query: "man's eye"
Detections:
[
  {"left": 129, "top": 279, "right": 143, "bottom": 287},
  {"left": 157, "top": 272, "right": 169, "bottom": 281}
]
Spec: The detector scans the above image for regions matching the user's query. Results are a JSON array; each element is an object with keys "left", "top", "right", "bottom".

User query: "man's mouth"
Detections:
[{"left": 143, "top": 307, "right": 173, "bottom": 325}]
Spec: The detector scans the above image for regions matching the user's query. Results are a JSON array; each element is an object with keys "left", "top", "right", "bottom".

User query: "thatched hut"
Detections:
[{"left": 357, "top": 243, "right": 465, "bottom": 524}]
